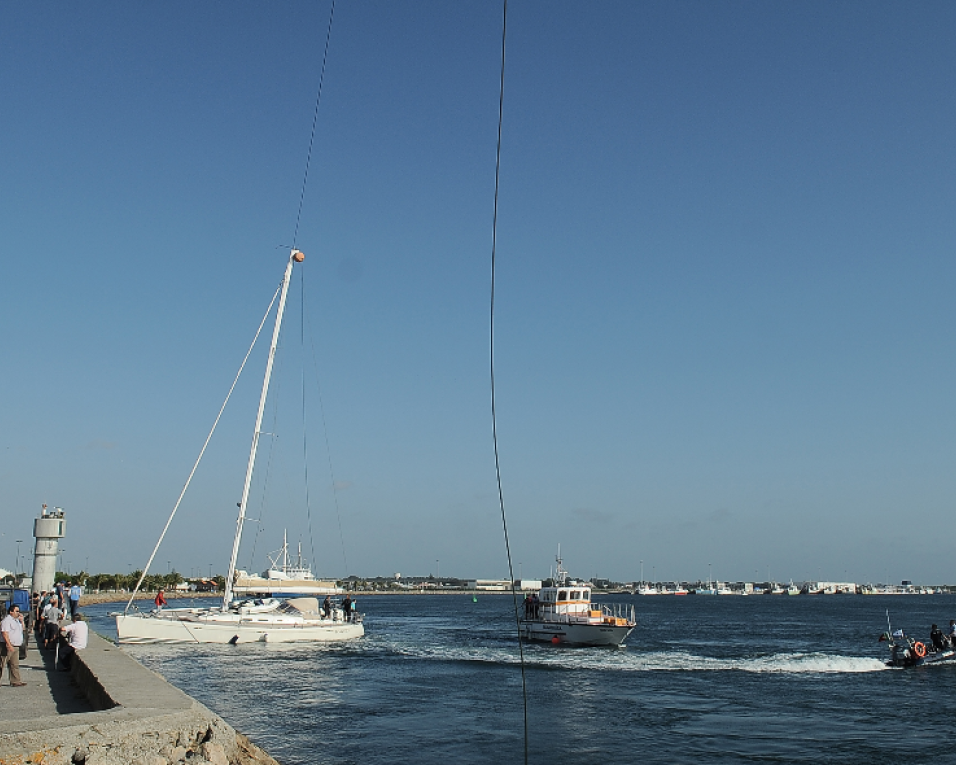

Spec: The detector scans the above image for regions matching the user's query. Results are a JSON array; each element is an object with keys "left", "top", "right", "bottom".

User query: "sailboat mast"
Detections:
[{"left": 223, "top": 249, "right": 304, "bottom": 606}]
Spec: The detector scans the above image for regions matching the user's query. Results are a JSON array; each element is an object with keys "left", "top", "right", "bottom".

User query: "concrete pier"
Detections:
[{"left": 0, "top": 632, "right": 280, "bottom": 765}]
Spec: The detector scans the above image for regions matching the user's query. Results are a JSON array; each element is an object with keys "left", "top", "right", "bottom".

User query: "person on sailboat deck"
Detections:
[
  {"left": 342, "top": 595, "right": 352, "bottom": 622},
  {"left": 323, "top": 596, "right": 332, "bottom": 619},
  {"left": 949, "top": 620, "right": 956, "bottom": 646},
  {"left": 155, "top": 589, "right": 168, "bottom": 609}
]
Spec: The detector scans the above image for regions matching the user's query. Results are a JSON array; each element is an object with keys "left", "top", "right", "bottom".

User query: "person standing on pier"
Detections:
[
  {"left": 1, "top": 604, "right": 26, "bottom": 687},
  {"left": 68, "top": 581, "right": 82, "bottom": 618},
  {"left": 41, "top": 597, "right": 64, "bottom": 649}
]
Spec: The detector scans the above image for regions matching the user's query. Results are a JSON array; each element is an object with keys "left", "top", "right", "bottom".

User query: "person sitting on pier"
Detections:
[
  {"left": 58, "top": 613, "right": 88, "bottom": 671},
  {"left": 155, "top": 588, "right": 168, "bottom": 610},
  {"left": 930, "top": 624, "right": 946, "bottom": 652}
]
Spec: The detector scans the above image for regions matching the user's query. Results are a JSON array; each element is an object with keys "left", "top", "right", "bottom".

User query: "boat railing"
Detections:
[
  {"left": 600, "top": 603, "right": 636, "bottom": 626},
  {"left": 533, "top": 602, "right": 635, "bottom": 627}
]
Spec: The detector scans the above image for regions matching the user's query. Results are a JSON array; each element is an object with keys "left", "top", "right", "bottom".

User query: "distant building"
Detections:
[
  {"left": 466, "top": 579, "right": 510, "bottom": 591},
  {"left": 515, "top": 580, "right": 542, "bottom": 591}
]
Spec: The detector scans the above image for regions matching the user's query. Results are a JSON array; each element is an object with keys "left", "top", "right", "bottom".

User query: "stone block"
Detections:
[{"left": 202, "top": 741, "right": 229, "bottom": 765}]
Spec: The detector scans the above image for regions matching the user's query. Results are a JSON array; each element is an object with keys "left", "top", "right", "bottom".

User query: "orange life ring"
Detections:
[{"left": 914, "top": 641, "right": 927, "bottom": 658}]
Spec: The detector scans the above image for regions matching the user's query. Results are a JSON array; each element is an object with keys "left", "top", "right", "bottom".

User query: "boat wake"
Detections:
[{"left": 382, "top": 641, "right": 888, "bottom": 674}]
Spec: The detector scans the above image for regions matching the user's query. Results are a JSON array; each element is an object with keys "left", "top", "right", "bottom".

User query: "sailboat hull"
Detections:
[{"left": 116, "top": 610, "right": 364, "bottom": 644}]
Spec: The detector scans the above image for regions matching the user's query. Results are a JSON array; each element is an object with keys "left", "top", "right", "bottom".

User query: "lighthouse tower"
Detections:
[{"left": 32, "top": 504, "right": 66, "bottom": 595}]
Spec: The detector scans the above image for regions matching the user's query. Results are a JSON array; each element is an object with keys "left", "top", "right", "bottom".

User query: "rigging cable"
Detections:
[
  {"left": 292, "top": 0, "right": 336, "bottom": 249},
  {"left": 488, "top": 2, "right": 528, "bottom": 764},
  {"left": 290, "top": 0, "right": 336, "bottom": 572},
  {"left": 299, "top": 267, "right": 320, "bottom": 579}
]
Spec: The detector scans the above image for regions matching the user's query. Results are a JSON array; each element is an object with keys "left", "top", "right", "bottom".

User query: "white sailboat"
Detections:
[{"left": 116, "top": 251, "right": 364, "bottom": 644}]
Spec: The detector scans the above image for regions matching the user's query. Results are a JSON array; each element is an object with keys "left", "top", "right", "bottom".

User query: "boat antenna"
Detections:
[{"left": 487, "top": 2, "right": 528, "bottom": 763}]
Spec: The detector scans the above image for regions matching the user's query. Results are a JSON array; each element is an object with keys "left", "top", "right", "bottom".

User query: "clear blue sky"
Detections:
[{"left": 2, "top": 2, "right": 955, "bottom": 585}]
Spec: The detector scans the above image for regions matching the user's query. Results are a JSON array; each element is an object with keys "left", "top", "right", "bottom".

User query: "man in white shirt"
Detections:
[
  {"left": 1, "top": 604, "right": 27, "bottom": 687},
  {"left": 58, "top": 612, "right": 89, "bottom": 671}
]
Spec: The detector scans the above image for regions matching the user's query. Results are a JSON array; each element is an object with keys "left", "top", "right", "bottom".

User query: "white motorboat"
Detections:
[
  {"left": 116, "top": 251, "right": 364, "bottom": 644},
  {"left": 519, "top": 550, "right": 635, "bottom": 647}
]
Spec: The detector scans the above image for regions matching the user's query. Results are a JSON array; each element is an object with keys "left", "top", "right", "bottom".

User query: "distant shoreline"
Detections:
[
  {"left": 77, "top": 591, "right": 220, "bottom": 606},
  {"left": 76, "top": 589, "right": 547, "bottom": 605}
]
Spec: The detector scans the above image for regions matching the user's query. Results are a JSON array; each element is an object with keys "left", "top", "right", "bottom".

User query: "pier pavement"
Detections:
[{"left": 0, "top": 630, "right": 279, "bottom": 765}]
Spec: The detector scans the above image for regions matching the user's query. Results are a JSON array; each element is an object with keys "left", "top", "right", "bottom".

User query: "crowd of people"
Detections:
[
  {"left": 0, "top": 583, "right": 89, "bottom": 688},
  {"left": 34, "top": 586, "right": 89, "bottom": 670}
]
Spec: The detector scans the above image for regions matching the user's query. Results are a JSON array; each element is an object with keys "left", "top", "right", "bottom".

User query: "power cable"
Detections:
[{"left": 487, "top": 2, "right": 528, "bottom": 763}]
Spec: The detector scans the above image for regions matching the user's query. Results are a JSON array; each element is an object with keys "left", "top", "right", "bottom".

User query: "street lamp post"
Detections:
[{"left": 15, "top": 540, "right": 22, "bottom": 578}]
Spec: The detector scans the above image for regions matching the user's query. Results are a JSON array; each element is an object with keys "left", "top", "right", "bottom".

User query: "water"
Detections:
[{"left": 84, "top": 594, "right": 955, "bottom": 764}]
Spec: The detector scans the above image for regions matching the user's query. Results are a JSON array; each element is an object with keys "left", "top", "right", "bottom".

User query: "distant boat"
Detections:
[
  {"left": 519, "top": 548, "right": 635, "bottom": 646},
  {"left": 232, "top": 530, "right": 341, "bottom": 597},
  {"left": 787, "top": 580, "right": 800, "bottom": 596}
]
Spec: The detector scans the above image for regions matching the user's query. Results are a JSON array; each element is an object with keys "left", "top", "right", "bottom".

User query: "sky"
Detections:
[{"left": 2, "top": 2, "right": 956, "bottom": 585}]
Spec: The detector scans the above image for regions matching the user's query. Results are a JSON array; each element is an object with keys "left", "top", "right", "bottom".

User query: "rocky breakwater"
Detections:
[{"left": 0, "top": 632, "right": 280, "bottom": 765}]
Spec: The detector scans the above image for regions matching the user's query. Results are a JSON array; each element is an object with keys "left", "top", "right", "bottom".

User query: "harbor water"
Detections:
[{"left": 84, "top": 593, "right": 954, "bottom": 764}]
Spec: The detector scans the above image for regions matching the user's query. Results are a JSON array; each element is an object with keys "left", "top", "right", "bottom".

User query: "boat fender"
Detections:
[
  {"left": 551, "top": 636, "right": 560, "bottom": 645},
  {"left": 914, "top": 642, "right": 927, "bottom": 658},
  {"left": 228, "top": 635, "right": 239, "bottom": 645}
]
